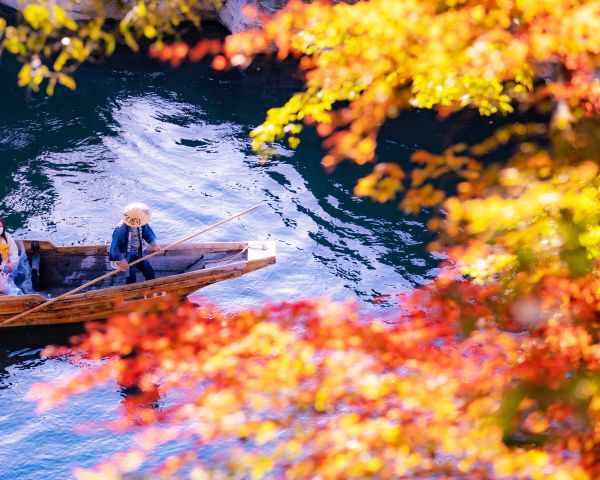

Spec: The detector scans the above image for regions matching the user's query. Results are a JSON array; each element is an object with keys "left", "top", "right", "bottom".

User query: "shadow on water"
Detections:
[
  {"left": 0, "top": 323, "right": 84, "bottom": 349},
  {"left": 0, "top": 323, "right": 83, "bottom": 389}
]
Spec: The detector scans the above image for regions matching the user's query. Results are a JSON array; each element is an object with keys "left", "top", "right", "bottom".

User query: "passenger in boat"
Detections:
[
  {"left": 109, "top": 203, "right": 164, "bottom": 284},
  {"left": 0, "top": 217, "right": 21, "bottom": 295}
]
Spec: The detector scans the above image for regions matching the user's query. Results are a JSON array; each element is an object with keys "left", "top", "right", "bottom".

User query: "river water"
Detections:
[{"left": 0, "top": 27, "right": 460, "bottom": 478}]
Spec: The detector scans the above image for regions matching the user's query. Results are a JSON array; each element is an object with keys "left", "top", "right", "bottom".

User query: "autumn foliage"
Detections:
[
  {"left": 31, "top": 273, "right": 600, "bottom": 479},
  {"left": 0, "top": 0, "right": 220, "bottom": 93},
  {"left": 16, "top": 0, "right": 600, "bottom": 478}
]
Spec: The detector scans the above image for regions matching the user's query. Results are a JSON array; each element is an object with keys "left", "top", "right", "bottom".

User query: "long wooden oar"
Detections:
[{"left": 0, "top": 204, "right": 261, "bottom": 327}]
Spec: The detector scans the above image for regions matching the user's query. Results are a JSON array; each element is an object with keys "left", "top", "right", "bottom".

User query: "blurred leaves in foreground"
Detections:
[{"left": 31, "top": 287, "right": 599, "bottom": 479}]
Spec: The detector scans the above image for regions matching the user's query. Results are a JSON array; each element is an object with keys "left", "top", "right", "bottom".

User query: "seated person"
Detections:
[
  {"left": 0, "top": 217, "right": 22, "bottom": 295},
  {"left": 109, "top": 203, "right": 163, "bottom": 285}
]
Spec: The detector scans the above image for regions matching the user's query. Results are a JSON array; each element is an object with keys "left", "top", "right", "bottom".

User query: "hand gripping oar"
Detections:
[{"left": 0, "top": 204, "right": 262, "bottom": 327}]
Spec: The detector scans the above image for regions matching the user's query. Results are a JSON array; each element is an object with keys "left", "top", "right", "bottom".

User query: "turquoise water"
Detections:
[{"left": 0, "top": 29, "right": 455, "bottom": 478}]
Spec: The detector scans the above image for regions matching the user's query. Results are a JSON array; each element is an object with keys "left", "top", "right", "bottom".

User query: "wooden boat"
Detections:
[{"left": 0, "top": 240, "right": 276, "bottom": 328}]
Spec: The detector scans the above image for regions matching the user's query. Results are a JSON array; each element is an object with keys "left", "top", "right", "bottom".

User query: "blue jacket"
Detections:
[{"left": 109, "top": 223, "right": 157, "bottom": 261}]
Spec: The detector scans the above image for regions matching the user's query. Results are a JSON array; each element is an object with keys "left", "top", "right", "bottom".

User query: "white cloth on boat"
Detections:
[
  {"left": 0, "top": 276, "right": 22, "bottom": 295},
  {"left": 13, "top": 247, "right": 33, "bottom": 294}
]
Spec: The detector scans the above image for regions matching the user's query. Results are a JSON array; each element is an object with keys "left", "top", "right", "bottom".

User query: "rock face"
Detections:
[
  {"left": 0, "top": 0, "right": 284, "bottom": 32},
  {"left": 218, "top": 0, "right": 287, "bottom": 33},
  {"left": 218, "top": 0, "right": 261, "bottom": 33}
]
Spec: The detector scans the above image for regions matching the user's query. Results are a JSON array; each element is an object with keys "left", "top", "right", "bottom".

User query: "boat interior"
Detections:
[{"left": 13, "top": 240, "right": 252, "bottom": 297}]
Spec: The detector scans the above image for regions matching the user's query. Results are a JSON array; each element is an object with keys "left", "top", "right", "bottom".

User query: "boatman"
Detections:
[{"left": 109, "top": 202, "right": 164, "bottom": 284}]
